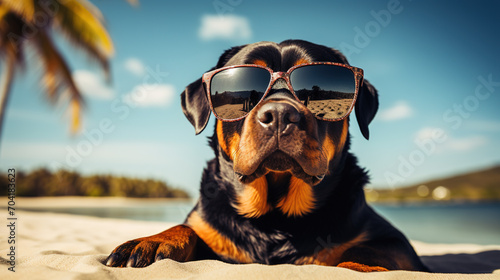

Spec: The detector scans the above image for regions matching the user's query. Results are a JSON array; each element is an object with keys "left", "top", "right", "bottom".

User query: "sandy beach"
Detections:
[
  {"left": 1, "top": 197, "right": 500, "bottom": 279},
  {"left": 12, "top": 196, "right": 193, "bottom": 209}
]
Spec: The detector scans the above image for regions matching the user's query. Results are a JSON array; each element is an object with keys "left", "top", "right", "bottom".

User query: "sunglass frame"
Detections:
[{"left": 201, "top": 62, "right": 364, "bottom": 122}]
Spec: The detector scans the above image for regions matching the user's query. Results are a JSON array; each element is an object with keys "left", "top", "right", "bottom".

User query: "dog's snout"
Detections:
[{"left": 256, "top": 102, "right": 301, "bottom": 135}]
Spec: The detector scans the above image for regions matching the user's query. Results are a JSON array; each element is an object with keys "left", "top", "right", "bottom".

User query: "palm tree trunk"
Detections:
[{"left": 0, "top": 54, "right": 16, "bottom": 153}]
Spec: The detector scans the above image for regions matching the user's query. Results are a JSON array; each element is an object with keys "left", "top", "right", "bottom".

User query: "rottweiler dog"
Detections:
[{"left": 106, "top": 40, "right": 427, "bottom": 272}]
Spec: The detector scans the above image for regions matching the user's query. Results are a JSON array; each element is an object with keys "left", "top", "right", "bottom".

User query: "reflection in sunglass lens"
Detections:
[
  {"left": 290, "top": 65, "right": 356, "bottom": 120},
  {"left": 210, "top": 67, "right": 270, "bottom": 120}
]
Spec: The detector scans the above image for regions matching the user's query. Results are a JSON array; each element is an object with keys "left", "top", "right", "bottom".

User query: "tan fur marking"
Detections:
[
  {"left": 229, "top": 132, "right": 241, "bottom": 160},
  {"left": 322, "top": 135, "right": 336, "bottom": 162},
  {"left": 136, "top": 225, "right": 193, "bottom": 247},
  {"left": 186, "top": 211, "right": 252, "bottom": 263},
  {"left": 295, "top": 233, "right": 368, "bottom": 266},
  {"left": 277, "top": 176, "right": 315, "bottom": 217},
  {"left": 337, "top": 119, "right": 349, "bottom": 152},
  {"left": 216, "top": 120, "right": 240, "bottom": 161},
  {"left": 294, "top": 58, "right": 310, "bottom": 66},
  {"left": 236, "top": 176, "right": 271, "bottom": 218},
  {"left": 337, "top": 262, "right": 389, "bottom": 272},
  {"left": 233, "top": 116, "right": 261, "bottom": 174},
  {"left": 252, "top": 59, "right": 268, "bottom": 67},
  {"left": 323, "top": 119, "right": 349, "bottom": 162},
  {"left": 217, "top": 121, "right": 229, "bottom": 155}
]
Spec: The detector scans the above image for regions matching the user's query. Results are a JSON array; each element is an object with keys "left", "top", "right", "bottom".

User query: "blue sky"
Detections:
[{"left": 1, "top": 0, "right": 499, "bottom": 196}]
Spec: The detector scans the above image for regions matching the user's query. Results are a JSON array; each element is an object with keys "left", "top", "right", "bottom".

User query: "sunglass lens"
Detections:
[
  {"left": 210, "top": 67, "right": 270, "bottom": 120},
  {"left": 290, "top": 65, "right": 356, "bottom": 120}
]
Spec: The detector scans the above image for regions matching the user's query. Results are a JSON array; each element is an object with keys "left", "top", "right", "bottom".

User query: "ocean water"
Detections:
[
  {"left": 19, "top": 201, "right": 500, "bottom": 245},
  {"left": 371, "top": 202, "right": 500, "bottom": 245}
]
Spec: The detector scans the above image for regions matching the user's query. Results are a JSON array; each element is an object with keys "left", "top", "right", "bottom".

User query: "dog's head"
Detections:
[{"left": 181, "top": 40, "right": 378, "bottom": 218}]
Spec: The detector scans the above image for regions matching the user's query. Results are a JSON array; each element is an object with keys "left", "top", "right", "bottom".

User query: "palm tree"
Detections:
[{"left": 0, "top": 0, "right": 115, "bottom": 149}]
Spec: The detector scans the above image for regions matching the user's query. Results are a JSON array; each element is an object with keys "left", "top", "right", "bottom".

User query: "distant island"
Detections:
[
  {"left": 1, "top": 168, "right": 190, "bottom": 198},
  {"left": 366, "top": 165, "right": 500, "bottom": 203}
]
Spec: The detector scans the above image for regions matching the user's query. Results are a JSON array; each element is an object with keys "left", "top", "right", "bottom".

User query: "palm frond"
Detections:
[
  {"left": 0, "top": 0, "right": 35, "bottom": 22},
  {"left": 0, "top": 0, "right": 119, "bottom": 135},
  {"left": 69, "top": 97, "right": 81, "bottom": 134},
  {"left": 0, "top": 6, "right": 12, "bottom": 55},
  {"left": 51, "top": 0, "right": 113, "bottom": 80},
  {"left": 0, "top": 11, "right": 26, "bottom": 65},
  {"left": 32, "top": 29, "right": 84, "bottom": 132},
  {"left": 0, "top": 5, "right": 10, "bottom": 19}
]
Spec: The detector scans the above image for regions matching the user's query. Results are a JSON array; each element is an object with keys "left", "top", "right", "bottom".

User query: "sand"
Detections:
[
  {"left": 306, "top": 99, "right": 353, "bottom": 119},
  {"left": 1, "top": 202, "right": 499, "bottom": 279},
  {"left": 211, "top": 98, "right": 354, "bottom": 120}
]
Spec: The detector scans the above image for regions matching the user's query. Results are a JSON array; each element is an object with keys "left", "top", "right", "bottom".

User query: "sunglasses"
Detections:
[{"left": 202, "top": 62, "right": 364, "bottom": 122}]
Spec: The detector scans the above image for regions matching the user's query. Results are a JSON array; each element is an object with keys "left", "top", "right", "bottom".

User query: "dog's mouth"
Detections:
[{"left": 236, "top": 151, "right": 325, "bottom": 186}]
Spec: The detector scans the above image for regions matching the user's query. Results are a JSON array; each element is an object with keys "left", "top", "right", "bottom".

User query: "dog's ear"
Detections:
[
  {"left": 181, "top": 45, "right": 246, "bottom": 135},
  {"left": 181, "top": 78, "right": 211, "bottom": 135},
  {"left": 354, "top": 79, "right": 379, "bottom": 140}
]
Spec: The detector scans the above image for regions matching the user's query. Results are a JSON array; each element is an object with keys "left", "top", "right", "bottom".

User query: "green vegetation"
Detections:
[
  {"left": 366, "top": 165, "right": 500, "bottom": 203},
  {"left": 1, "top": 168, "right": 190, "bottom": 198}
]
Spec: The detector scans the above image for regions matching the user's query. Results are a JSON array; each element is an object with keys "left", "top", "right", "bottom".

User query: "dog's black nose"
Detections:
[{"left": 256, "top": 102, "right": 301, "bottom": 135}]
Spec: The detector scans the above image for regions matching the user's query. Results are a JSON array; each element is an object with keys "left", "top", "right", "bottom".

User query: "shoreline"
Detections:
[
  {"left": 1, "top": 196, "right": 195, "bottom": 208},
  {"left": 369, "top": 198, "right": 500, "bottom": 206},
  {"left": 4, "top": 195, "right": 498, "bottom": 208}
]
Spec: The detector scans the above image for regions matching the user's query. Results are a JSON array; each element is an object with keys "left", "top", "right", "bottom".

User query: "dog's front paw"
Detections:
[{"left": 105, "top": 225, "right": 198, "bottom": 267}]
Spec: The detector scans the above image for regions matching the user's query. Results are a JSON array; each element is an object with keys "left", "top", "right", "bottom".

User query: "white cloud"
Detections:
[
  {"left": 414, "top": 127, "right": 487, "bottom": 152},
  {"left": 198, "top": 14, "right": 251, "bottom": 41},
  {"left": 123, "top": 84, "right": 175, "bottom": 107},
  {"left": 124, "top": 58, "right": 146, "bottom": 76},
  {"left": 448, "top": 136, "right": 488, "bottom": 151},
  {"left": 73, "top": 70, "right": 114, "bottom": 99},
  {"left": 415, "top": 127, "right": 445, "bottom": 142},
  {"left": 379, "top": 101, "right": 413, "bottom": 121}
]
